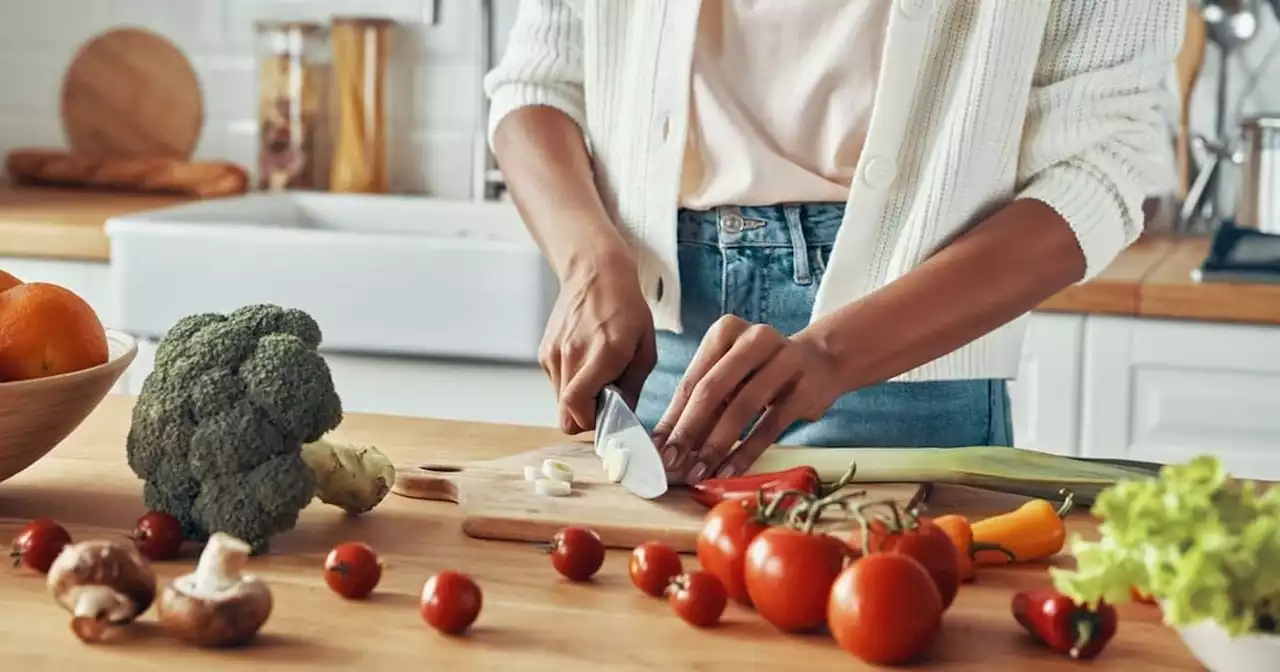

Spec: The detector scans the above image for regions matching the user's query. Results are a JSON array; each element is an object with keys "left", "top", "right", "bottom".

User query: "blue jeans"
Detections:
[{"left": 634, "top": 203, "right": 1013, "bottom": 448}]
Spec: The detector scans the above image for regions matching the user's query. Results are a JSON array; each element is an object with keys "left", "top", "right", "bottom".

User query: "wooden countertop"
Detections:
[
  {"left": 1038, "top": 234, "right": 1280, "bottom": 326},
  {"left": 0, "top": 396, "right": 1201, "bottom": 670},
  {"left": 0, "top": 185, "right": 189, "bottom": 262}
]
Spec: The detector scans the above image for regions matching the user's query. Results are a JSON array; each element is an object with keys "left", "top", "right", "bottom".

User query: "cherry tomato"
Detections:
[
  {"left": 420, "top": 570, "right": 483, "bottom": 635},
  {"left": 324, "top": 542, "right": 383, "bottom": 599},
  {"left": 131, "top": 511, "right": 184, "bottom": 561},
  {"left": 10, "top": 517, "right": 71, "bottom": 574},
  {"left": 828, "top": 553, "right": 943, "bottom": 666},
  {"left": 668, "top": 571, "right": 728, "bottom": 628},
  {"left": 695, "top": 499, "right": 770, "bottom": 606},
  {"left": 743, "top": 527, "right": 848, "bottom": 632},
  {"left": 629, "top": 541, "right": 683, "bottom": 597},
  {"left": 864, "top": 518, "right": 961, "bottom": 611},
  {"left": 547, "top": 527, "right": 605, "bottom": 582}
]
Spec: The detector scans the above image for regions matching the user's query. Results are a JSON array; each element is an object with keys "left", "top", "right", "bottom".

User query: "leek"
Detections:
[{"left": 748, "top": 446, "right": 1164, "bottom": 505}]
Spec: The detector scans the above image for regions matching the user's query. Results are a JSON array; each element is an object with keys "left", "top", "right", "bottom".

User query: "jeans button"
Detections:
[{"left": 722, "top": 214, "right": 743, "bottom": 234}]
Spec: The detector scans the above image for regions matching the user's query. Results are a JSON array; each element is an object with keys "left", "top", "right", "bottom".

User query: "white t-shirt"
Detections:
[{"left": 679, "top": 0, "right": 892, "bottom": 209}]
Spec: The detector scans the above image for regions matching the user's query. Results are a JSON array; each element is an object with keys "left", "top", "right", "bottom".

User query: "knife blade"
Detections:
[{"left": 594, "top": 384, "right": 668, "bottom": 499}]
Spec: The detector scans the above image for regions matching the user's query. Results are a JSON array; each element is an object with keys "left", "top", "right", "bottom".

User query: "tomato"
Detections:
[
  {"left": 629, "top": 541, "right": 683, "bottom": 597},
  {"left": 324, "top": 542, "right": 383, "bottom": 599},
  {"left": 9, "top": 517, "right": 71, "bottom": 574},
  {"left": 668, "top": 571, "right": 728, "bottom": 628},
  {"left": 131, "top": 511, "right": 184, "bottom": 561},
  {"left": 420, "top": 570, "right": 483, "bottom": 635},
  {"left": 828, "top": 553, "right": 943, "bottom": 666},
  {"left": 865, "top": 518, "right": 962, "bottom": 610},
  {"left": 547, "top": 527, "right": 605, "bottom": 582},
  {"left": 742, "top": 527, "right": 848, "bottom": 632},
  {"left": 695, "top": 499, "right": 770, "bottom": 606}
]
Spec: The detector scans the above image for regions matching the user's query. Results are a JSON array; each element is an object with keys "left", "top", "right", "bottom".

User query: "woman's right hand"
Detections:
[{"left": 541, "top": 253, "right": 657, "bottom": 435}]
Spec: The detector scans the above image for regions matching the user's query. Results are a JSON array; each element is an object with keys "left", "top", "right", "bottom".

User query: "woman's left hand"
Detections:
[{"left": 653, "top": 314, "right": 846, "bottom": 484}]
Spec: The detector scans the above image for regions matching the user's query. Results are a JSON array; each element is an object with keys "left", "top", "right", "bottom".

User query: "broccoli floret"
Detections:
[{"left": 126, "top": 304, "right": 395, "bottom": 552}]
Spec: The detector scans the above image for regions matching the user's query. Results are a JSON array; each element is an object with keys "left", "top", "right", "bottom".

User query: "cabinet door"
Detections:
[
  {"left": 1009, "top": 313, "right": 1084, "bottom": 455},
  {"left": 1081, "top": 316, "right": 1280, "bottom": 480}
]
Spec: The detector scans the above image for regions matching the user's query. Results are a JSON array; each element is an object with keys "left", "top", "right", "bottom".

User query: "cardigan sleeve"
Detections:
[
  {"left": 1015, "top": 1, "right": 1184, "bottom": 280},
  {"left": 482, "top": 0, "right": 587, "bottom": 148}
]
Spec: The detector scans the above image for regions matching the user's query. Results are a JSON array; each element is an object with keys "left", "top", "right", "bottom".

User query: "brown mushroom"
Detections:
[
  {"left": 156, "top": 531, "right": 273, "bottom": 648},
  {"left": 46, "top": 539, "right": 158, "bottom": 643}
]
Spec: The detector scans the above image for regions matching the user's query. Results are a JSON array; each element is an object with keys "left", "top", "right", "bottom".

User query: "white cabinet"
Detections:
[
  {"left": 1081, "top": 316, "right": 1280, "bottom": 481},
  {"left": 1009, "top": 313, "right": 1085, "bottom": 456},
  {"left": 126, "top": 339, "right": 559, "bottom": 428}
]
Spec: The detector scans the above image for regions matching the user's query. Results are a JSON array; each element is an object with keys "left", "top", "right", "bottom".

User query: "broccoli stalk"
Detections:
[
  {"left": 300, "top": 438, "right": 396, "bottom": 514},
  {"left": 125, "top": 304, "right": 397, "bottom": 552}
]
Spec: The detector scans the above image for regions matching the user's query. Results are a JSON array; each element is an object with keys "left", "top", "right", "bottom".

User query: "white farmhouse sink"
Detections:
[{"left": 106, "top": 192, "right": 556, "bottom": 364}]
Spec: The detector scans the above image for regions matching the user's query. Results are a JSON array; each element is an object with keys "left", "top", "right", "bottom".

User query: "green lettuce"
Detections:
[{"left": 1050, "top": 455, "right": 1280, "bottom": 637}]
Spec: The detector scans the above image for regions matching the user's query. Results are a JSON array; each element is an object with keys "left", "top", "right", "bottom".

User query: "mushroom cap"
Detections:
[
  {"left": 46, "top": 539, "right": 157, "bottom": 624},
  {"left": 157, "top": 574, "right": 273, "bottom": 648}
]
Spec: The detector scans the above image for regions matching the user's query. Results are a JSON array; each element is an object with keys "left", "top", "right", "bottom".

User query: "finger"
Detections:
[
  {"left": 715, "top": 393, "right": 806, "bottom": 479},
  {"left": 558, "top": 341, "right": 593, "bottom": 434},
  {"left": 694, "top": 350, "right": 798, "bottom": 474},
  {"left": 672, "top": 333, "right": 785, "bottom": 484},
  {"left": 560, "top": 339, "right": 625, "bottom": 433},
  {"left": 616, "top": 328, "right": 657, "bottom": 411},
  {"left": 652, "top": 322, "right": 743, "bottom": 470}
]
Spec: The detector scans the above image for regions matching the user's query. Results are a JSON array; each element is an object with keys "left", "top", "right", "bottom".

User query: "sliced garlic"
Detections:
[
  {"left": 534, "top": 478, "right": 572, "bottom": 497},
  {"left": 603, "top": 445, "right": 631, "bottom": 483},
  {"left": 541, "top": 459, "right": 574, "bottom": 483},
  {"left": 523, "top": 466, "right": 539, "bottom": 482}
]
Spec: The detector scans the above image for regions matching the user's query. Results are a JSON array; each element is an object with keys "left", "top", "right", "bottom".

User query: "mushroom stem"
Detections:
[
  {"left": 192, "top": 533, "right": 252, "bottom": 596},
  {"left": 72, "top": 586, "right": 133, "bottom": 620}
]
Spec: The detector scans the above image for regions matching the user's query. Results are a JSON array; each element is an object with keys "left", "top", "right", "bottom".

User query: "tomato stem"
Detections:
[
  {"left": 1069, "top": 617, "right": 1094, "bottom": 659},
  {"left": 817, "top": 462, "right": 859, "bottom": 498}
]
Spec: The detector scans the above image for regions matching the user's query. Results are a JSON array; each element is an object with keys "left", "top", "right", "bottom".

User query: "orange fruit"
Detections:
[
  {"left": 0, "top": 282, "right": 108, "bottom": 382},
  {"left": 0, "top": 270, "right": 22, "bottom": 293}
]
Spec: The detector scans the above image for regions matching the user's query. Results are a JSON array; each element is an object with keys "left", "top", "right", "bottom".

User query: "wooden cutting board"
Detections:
[
  {"left": 60, "top": 27, "right": 204, "bottom": 159},
  {"left": 390, "top": 443, "right": 927, "bottom": 553}
]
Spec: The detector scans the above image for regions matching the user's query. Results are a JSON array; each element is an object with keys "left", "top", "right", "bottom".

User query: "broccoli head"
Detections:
[{"left": 126, "top": 304, "right": 393, "bottom": 552}]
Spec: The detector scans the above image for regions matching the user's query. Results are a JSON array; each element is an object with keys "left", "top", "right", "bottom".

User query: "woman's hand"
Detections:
[
  {"left": 541, "top": 253, "right": 657, "bottom": 435},
  {"left": 653, "top": 315, "right": 845, "bottom": 484}
]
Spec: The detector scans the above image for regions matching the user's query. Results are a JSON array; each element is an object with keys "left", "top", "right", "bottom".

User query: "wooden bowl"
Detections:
[{"left": 0, "top": 329, "right": 137, "bottom": 484}]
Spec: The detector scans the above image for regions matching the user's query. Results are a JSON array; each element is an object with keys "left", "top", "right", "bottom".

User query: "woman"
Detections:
[{"left": 485, "top": 1, "right": 1182, "bottom": 485}]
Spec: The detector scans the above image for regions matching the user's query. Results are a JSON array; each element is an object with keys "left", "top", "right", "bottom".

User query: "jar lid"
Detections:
[
  {"left": 331, "top": 15, "right": 398, "bottom": 27},
  {"left": 1240, "top": 114, "right": 1280, "bottom": 129},
  {"left": 254, "top": 19, "right": 326, "bottom": 32}
]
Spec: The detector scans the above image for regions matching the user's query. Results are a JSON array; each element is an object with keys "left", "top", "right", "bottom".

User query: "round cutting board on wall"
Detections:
[{"left": 59, "top": 26, "right": 205, "bottom": 159}]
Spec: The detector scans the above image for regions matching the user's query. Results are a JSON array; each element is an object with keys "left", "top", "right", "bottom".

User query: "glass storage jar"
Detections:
[{"left": 254, "top": 20, "right": 331, "bottom": 191}]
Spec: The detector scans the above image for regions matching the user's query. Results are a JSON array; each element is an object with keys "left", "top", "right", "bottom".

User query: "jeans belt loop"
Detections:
[{"left": 783, "top": 205, "right": 812, "bottom": 285}]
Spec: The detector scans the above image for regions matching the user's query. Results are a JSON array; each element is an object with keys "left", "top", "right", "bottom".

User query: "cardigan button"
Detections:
[
  {"left": 859, "top": 155, "right": 898, "bottom": 190},
  {"left": 898, "top": 0, "right": 935, "bottom": 21}
]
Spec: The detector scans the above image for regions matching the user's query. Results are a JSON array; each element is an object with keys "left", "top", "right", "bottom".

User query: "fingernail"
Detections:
[
  {"left": 662, "top": 446, "right": 680, "bottom": 468},
  {"left": 687, "top": 462, "right": 708, "bottom": 484},
  {"left": 716, "top": 464, "right": 736, "bottom": 479}
]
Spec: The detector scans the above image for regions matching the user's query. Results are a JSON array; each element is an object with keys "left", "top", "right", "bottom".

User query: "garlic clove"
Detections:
[{"left": 523, "top": 465, "right": 540, "bottom": 482}]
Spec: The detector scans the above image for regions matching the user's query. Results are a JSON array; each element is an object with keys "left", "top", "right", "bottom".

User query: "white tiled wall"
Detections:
[{"left": 0, "top": 0, "right": 518, "bottom": 199}]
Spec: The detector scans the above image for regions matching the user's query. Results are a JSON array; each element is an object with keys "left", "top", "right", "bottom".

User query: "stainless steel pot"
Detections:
[{"left": 1236, "top": 115, "right": 1280, "bottom": 233}]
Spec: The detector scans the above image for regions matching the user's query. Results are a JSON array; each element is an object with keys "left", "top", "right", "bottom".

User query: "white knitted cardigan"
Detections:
[{"left": 485, "top": 0, "right": 1184, "bottom": 381}]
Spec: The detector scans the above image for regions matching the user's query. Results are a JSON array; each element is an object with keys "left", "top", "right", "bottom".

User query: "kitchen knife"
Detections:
[{"left": 594, "top": 384, "right": 668, "bottom": 499}]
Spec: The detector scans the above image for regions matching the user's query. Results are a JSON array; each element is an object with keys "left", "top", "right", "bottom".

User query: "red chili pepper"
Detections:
[
  {"left": 1011, "top": 587, "right": 1118, "bottom": 660},
  {"left": 688, "top": 466, "right": 821, "bottom": 510}
]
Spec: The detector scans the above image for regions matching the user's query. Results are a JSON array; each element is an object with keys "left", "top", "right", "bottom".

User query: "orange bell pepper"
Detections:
[
  {"left": 970, "top": 490, "right": 1076, "bottom": 566},
  {"left": 934, "top": 514, "right": 1015, "bottom": 582}
]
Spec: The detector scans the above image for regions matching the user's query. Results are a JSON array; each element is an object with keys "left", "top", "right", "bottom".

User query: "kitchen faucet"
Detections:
[{"left": 427, "top": 0, "right": 506, "bottom": 202}]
